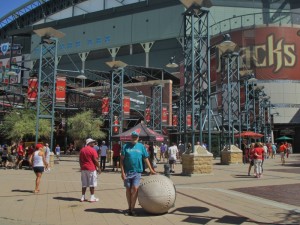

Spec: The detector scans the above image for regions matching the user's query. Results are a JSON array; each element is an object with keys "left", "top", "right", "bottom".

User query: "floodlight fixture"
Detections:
[
  {"left": 34, "top": 27, "right": 65, "bottom": 39},
  {"left": 105, "top": 60, "right": 127, "bottom": 68},
  {"left": 248, "top": 77, "right": 257, "bottom": 83},
  {"left": 217, "top": 39, "right": 239, "bottom": 55},
  {"left": 76, "top": 74, "right": 87, "bottom": 80},
  {"left": 166, "top": 56, "right": 179, "bottom": 68},
  {"left": 137, "top": 91, "right": 144, "bottom": 97},
  {"left": 7, "top": 71, "right": 17, "bottom": 76},
  {"left": 180, "top": 0, "right": 212, "bottom": 9}
]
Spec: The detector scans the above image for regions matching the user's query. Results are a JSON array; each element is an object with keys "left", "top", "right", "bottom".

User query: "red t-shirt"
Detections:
[
  {"left": 279, "top": 144, "right": 287, "bottom": 152},
  {"left": 112, "top": 143, "right": 121, "bottom": 157},
  {"left": 254, "top": 147, "right": 264, "bottom": 160},
  {"left": 17, "top": 145, "right": 24, "bottom": 156},
  {"left": 79, "top": 146, "right": 98, "bottom": 171}
]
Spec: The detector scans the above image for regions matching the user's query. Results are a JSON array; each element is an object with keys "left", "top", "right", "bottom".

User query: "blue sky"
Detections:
[{"left": 0, "top": 0, "right": 29, "bottom": 18}]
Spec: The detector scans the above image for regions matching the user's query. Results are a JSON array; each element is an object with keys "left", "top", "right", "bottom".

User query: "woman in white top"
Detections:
[{"left": 29, "top": 144, "right": 48, "bottom": 193}]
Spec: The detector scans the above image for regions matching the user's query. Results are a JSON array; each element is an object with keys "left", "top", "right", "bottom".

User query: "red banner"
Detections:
[
  {"left": 55, "top": 77, "right": 66, "bottom": 103},
  {"left": 113, "top": 116, "right": 119, "bottom": 133},
  {"left": 102, "top": 97, "right": 109, "bottom": 115},
  {"left": 162, "top": 107, "right": 168, "bottom": 123},
  {"left": 27, "top": 78, "right": 38, "bottom": 102},
  {"left": 172, "top": 114, "right": 178, "bottom": 127},
  {"left": 123, "top": 96, "right": 130, "bottom": 116},
  {"left": 145, "top": 108, "right": 151, "bottom": 123},
  {"left": 187, "top": 114, "right": 192, "bottom": 127}
]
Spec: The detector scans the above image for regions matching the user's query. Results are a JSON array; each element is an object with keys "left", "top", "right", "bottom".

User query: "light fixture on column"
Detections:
[
  {"left": 217, "top": 35, "right": 239, "bottom": 55},
  {"left": 7, "top": 71, "right": 17, "bottom": 76},
  {"left": 34, "top": 27, "right": 65, "bottom": 44},
  {"left": 137, "top": 91, "right": 144, "bottom": 97},
  {"left": 166, "top": 56, "right": 179, "bottom": 68},
  {"left": 105, "top": 60, "right": 127, "bottom": 68},
  {"left": 180, "top": 0, "right": 212, "bottom": 9}
]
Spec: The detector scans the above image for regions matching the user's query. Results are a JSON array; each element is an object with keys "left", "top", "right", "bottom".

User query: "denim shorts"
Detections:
[{"left": 124, "top": 171, "right": 141, "bottom": 188}]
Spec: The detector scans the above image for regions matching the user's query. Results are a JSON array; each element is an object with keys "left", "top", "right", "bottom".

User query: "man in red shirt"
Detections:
[
  {"left": 279, "top": 142, "right": 287, "bottom": 165},
  {"left": 15, "top": 141, "right": 25, "bottom": 169},
  {"left": 79, "top": 138, "right": 101, "bottom": 202},
  {"left": 112, "top": 141, "right": 121, "bottom": 172}
]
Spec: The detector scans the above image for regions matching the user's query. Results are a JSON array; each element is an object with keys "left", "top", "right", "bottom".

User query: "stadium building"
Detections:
[{"left": 0, "top": 0, "right": 300, "bottom": 153}]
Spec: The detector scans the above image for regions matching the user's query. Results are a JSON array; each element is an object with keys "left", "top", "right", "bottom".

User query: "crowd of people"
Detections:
[
  {"left": 242, "top": 141, "right": 293, "bottom": 178},
  {"left": 0, "top": 136, "right": 294, "bottom": 216}
]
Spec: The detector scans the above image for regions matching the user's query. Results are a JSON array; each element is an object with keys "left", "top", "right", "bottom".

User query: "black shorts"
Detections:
[
  {"left": 113, "top": 156, "right": 120, "bottom": 163},
  {"left": 17, "top": 155, "right": 24, "bottom": 160},
  {"left": 169, "top": 159, "right": 176, "bottom": 164},
  {"left": 33, "top": 166, "right": 44, "bottom": 173},
  {"left": 1, "top": 156, "right": 8, "bottom": 162},
  {"left": 250, "top": 160, "right": 254, "bottom": 166}
]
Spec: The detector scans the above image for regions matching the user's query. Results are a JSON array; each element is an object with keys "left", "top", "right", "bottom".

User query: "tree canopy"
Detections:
[
  {"left": 0, "top": 109, "right": 51, "bottom": 142},
  {"left": 67, "top": 110, "right": 106, "bottom": 147}
]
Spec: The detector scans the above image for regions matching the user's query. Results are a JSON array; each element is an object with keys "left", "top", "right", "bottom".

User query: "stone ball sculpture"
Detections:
[{"left": 138, "top": 175, "right": 176, "bottom": 214}]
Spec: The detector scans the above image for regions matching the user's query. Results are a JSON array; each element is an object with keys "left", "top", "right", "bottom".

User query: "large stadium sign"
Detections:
[{"left": 212, "top": 26, "right": 300, "bottom": 81}]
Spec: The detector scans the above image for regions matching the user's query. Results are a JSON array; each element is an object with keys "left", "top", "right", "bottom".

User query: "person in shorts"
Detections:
[
  {"left": 29, "top": 144, "right": 48, "bottom": 193},
  {"left": 79, "top": 138, "right": 101, "bottom": 202},
  {"left": 120, "top": 131, "right": 156, "bottom": 216},
  {"left": 112, "top": 141, "right": 121, "bottom": 172},
  {"left": 168, "top": 142, "right": 179, "bottom": 173}
]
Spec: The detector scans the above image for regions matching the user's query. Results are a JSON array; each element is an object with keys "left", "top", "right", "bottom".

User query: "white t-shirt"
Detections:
[
  {"left": 168, "top": 145, "right": 178, "bottom": 160},
  {"left": 100, "top": 145, "right": 108, "bottom": 157}
]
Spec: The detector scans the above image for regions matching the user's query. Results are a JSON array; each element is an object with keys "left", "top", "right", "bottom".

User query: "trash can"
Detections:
[{"left": 164, "top": 164, "right": 170, "bottom": 178}]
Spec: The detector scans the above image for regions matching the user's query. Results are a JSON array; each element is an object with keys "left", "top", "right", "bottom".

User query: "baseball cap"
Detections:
[
  {"left": 86, "top": 138, "right": 96, "bottom": 145},
  {"left": 131, "top": 131, "right": 139, "bottom": 137},
  {"left": 36, "top": 143, "right": 44, "bottom": 150}
]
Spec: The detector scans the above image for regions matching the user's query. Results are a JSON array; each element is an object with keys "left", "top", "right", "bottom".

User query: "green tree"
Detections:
[
  {"left": 67, "top": 110, "right": 106, "bottom": 149},
  {"left": 0, "top": 109, "right": 51, "bottom": 142}
]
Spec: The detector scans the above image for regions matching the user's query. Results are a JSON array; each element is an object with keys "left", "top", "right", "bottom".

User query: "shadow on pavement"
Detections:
[
  {"left": 173, "top": 206, "right": 209, "bottom": 214},
  {"left": 233, "top": 174, "right": 255, "bottom": 178},
  {"left": 11, "top": 189, "right": 33, "bottom": 193},
  {"left": 53, "top": 196, "right": 80, "bottom": 201}
]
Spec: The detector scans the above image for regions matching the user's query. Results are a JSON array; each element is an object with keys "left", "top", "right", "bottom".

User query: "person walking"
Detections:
[
  {"left": 254, "top": 143, "right": 264, "bottom": 178},
  {"left": 79, "top": 138, "right": 101, "bottom": 202},
  {"left": 99, "top": 141, "right": 108, "bottom": 171},
  {"left": 112, "top": 141, "right": 121, "bottom": 172},
  {"left": 55, "top": 144, "right": 61, "bottom": 160},
  {"left": 279, "top": 142, "right": 287, "bottom": 165},
  {"left": 168, "top": 142, "right": 179, "bottom": 173},
  {"left": 44, "top": 143, "right": 50, "bottom": 172},
  {"left": 120, "top": 131, "right": 156, "bottom": 216},
  {"left": 15, "top": 141, "right": 25, "bottom": 169},
  {"left": 29, "top": 144, "right": 48, "bottom": 193}
]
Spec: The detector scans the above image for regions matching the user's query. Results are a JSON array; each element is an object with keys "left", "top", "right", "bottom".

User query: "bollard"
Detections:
[
  {"left": 164, "top": 164, "right": 170, "bottom": 178},
  {"left": 49, "top": 152, "right": 54, "bottom": 168}
]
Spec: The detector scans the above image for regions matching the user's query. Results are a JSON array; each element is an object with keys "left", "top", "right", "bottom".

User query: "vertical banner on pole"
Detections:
[
  {"left": 123, "top": 96, "right": 130, "bottom": 117},
  {"left": 55, "top": 77, "right": 66, "bottom": 103},
  {"left": 172, "top": 114, "right": 178, "bottom": 127},
  {"left": 102, "top": 97, "right": 109, "bottom": 115},
  {"left": 145, "top": 108, "right": 151, "bottom": 123},
  {"left": 187, "top": 114, "right": 192, "bottom": 127},
  {"left": 113, "top": 116, "right": 119, "bottom": 133},
  {"left": 162, "top": 107, "right": 168, "bottom": 123},
  {"left": 27, "top": 78, "right": 38, "bottom": 102}
]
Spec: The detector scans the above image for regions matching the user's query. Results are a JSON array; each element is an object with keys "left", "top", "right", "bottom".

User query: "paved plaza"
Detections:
[{"left": 0, "top": 154, "right": 299, "bottom": 225}]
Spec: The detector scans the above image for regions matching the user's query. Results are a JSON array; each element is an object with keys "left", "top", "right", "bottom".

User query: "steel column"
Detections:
[
  {"left": 35, "top": 38, "right": 58, "bottom": 152},
  {"left": 182, "top": 5, "right": 211, "bottom": 152}
]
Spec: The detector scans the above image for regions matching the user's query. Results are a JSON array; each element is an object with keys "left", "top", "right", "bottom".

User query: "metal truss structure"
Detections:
[
  {"left": 150, "top": 85, "right": 163, "bottom": 132},
  {"left": 182, "top": 3, "right": 211, "bottom": 152},
  {"left": 35, "top": 37, "right": 58, "bottom": 150},
  {"left": 242, "top": 78, "right": 256, "bottom": 131},
  {"left": 109, "top": 68, "right": 124, "bottom": 143},
  {"left": 220, "top": 52, "right": 241, "bottom": 149}
]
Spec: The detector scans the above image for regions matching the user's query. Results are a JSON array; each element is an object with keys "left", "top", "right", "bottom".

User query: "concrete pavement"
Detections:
[{"left": 0, "top": 154, "right": 299, "bottom": 225}]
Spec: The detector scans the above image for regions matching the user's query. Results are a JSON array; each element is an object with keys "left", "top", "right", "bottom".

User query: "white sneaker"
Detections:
[{"left": 89, "top": 197, "right": 99, "bottom": 202}]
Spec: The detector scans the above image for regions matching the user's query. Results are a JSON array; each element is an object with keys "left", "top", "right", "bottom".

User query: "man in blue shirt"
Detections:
[{"left": 120, "top": 131, "right": 155, "bottom": 216}]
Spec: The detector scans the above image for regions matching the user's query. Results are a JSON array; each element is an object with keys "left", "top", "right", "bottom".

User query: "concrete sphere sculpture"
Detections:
[{"left": 138, "top": 175, "right": 176, "bottom": 214}]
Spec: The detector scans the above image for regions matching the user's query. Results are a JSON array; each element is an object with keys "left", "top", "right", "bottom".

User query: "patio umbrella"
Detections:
[
  {"left": 276, "top": 136, "right": 293, "bottom": 141},
  {"left": 234, "top": 131, "right": 264, "bottom": 139},
  {"left": 112, "top": 122, "right": 165, "bottom": 142}
]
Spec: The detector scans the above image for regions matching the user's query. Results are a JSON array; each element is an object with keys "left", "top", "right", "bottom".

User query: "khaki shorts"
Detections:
[{"left": 81, "top": 170, "right": 97, "bottom": 187}]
